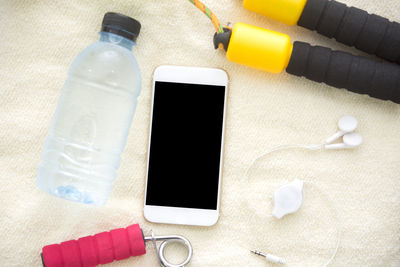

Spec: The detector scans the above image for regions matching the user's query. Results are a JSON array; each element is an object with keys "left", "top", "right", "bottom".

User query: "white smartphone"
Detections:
[{"left": 143, "top": 65, "right": 228, "bottom": 226}]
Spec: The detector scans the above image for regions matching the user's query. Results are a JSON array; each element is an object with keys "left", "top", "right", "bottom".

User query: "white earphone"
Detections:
[
  {"left": 243, "top": 116, "right": 363, "bottom": 169},
  {"left": 244, "top": 116, "right": 361, "bottom": 266},
  {"left": 324, "top": 115, "right": 363, "bottom": 150},
  {"left": 326, "top": 115, "right": 358, "bottom": 143}
]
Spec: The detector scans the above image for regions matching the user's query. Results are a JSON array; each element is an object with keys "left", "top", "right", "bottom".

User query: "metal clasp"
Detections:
[{"left": 144, "top": 231, "right": 193, "bottom": 267}]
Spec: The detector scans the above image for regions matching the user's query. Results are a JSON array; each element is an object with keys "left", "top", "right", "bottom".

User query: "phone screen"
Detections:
[{"left": 145, "top": 81, "right": 226, "bottom": 210}]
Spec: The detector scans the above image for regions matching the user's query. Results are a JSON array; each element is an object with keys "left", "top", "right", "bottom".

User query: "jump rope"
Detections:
[{"left": 189, "top": 0, "right": 400, "bottom": 104}]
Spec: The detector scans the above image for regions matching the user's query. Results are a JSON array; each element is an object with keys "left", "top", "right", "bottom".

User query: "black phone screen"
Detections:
[{"left": 145, "top": 81, "right": 226, "bottom": 210}]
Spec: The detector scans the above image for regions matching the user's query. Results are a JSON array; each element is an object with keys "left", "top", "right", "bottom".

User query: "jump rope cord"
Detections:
[
  {"left": 244, "top": 144, "right": 341, "bottom": 267},
  {"left": 188, "top": 0, "right": 224, "bottom": 33}
]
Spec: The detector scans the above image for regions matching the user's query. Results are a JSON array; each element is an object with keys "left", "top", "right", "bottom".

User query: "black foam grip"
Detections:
[
  {"left": 298, "top": 0, "right": 400, "bottom": 64},
  {"left": 286, "top": 42, "right": 400, "bottom": 103}
]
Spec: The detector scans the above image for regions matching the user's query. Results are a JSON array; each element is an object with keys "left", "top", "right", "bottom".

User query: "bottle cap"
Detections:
[{"left": 101, "top": 12, "right": 141, "bottom": 42}]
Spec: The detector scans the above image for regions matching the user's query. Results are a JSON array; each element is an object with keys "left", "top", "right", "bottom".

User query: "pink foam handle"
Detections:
[
  {"left": 77, "top": 236, "right": 97, "bottom": 267},
  {"left": 93, "top": 232, "right": 114, "bottom": 264},
  {"left": 126, "top": 224, "right": 146, "bottom": 256},
  {"left": 42, "top": 224, "right": 146, "bottom": 267},
  {"left": 110, "top": 228, "right": 130, "bottom": 260},
  {"left": 42, "top": 244, "right": 63, "bottom": 267},
  {"left": 60, "top": 240, "right": 81, "bottom": 267}
]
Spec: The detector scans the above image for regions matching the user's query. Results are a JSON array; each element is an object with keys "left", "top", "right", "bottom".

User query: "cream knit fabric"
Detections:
[{"left": 1, "top": 0, "right": 400, "bottom": 266}]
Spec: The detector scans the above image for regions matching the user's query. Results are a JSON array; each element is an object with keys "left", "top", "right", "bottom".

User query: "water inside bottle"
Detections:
[
  {"left": 38, "top": 76, "right": 136, "bottom": 205},
  {"left": 37, "top": 31, "right": 141, "bottom": 205}
]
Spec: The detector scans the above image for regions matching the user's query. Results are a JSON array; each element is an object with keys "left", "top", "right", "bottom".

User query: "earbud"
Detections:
[
  {"left": 325, "top": 132, "right": 363, "bottom": 149},
  {"left": 324, "top": 115, "right": 362, "bottom": 150},
  {"left": 326, "top": 115, "right": 358, "bottom": 144}
]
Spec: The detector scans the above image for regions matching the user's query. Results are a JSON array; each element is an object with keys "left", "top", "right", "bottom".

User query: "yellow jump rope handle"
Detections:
[{"left": 226, "top": 23, "right": 292, "bottom": 73}]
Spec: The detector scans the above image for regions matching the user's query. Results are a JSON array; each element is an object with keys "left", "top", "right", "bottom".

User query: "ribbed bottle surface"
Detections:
[{"left": 37, "top": 32, "right": 141, "bottom": 205}]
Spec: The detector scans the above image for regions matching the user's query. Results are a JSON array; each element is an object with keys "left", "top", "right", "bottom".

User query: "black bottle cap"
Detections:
[{"left": 101, "top": 12, "right": 141, "bottom": 42}]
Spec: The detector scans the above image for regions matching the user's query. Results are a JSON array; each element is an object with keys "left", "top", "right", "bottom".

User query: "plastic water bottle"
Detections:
[{"left": 37, "top": 13, "right": 142, "bottom": 205}]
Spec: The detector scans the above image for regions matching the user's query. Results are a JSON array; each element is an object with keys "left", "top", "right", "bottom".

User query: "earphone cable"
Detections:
[
  {"left": 244, "top": 144, "right": 323, "bottom": 179},
  {"left": 304, "top": 181, "right": 342, "bottom": 267},
  {"left": 244, "top": 144, "right": 342, "bottom": 267}
]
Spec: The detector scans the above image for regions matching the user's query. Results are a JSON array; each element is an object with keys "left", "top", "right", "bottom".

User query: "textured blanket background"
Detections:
[{"left": 1, "top": 0, "right": 400, "bottom": 266}]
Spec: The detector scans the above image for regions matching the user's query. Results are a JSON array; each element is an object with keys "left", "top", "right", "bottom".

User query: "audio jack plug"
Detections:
[{"left": 251, "top": 250, "right": 286, "bottom": 265}]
